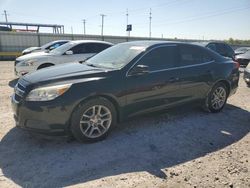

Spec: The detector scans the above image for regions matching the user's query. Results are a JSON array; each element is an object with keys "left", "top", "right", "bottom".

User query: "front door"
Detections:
[{"left": 124, "top": 45, "right": 182, "bottom": 117}]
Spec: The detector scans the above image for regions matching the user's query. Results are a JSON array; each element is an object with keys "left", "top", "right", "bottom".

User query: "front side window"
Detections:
[
  {"left": 137, "top": 46, "right": 178, "bottom": 71},
  {"left": 207, "top": 43, "right": 217, "bottom": 51}
]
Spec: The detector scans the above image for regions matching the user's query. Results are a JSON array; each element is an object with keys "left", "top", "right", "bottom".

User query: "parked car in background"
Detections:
[
  {"left": 22, "top": 40, "right": 70, "bottom": 55},
  {"left": 194, "top": 41, "right": 235, "bottom": 59},
  {"left": 235, "top": 50, "right": 250, "bottom": 66},
  {"left": 244, "top": 63, "right": 250, "bottom": 86},
  {"left": 15, "top": 40, "right": 113, "bottom": 76},
  {"left": 11, "top": 41, "right": 239, "bottom": 142},
  {"left": 243, "top": 63, "right": 250, "bottom": 87},
  {"left": 234, "top": 47, "right": 250, "bottom": 55}
]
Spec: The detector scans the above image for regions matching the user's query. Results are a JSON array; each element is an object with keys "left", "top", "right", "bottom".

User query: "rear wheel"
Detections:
[
  {"left": 204, "top": 83, "right": 228, "bottom": 113},
  {"left": 70, "top": 98, "right": 117, "bottom": 142}
]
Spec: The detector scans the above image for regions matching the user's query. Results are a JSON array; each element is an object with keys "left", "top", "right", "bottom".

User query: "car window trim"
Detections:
[
  {"left": 126, "top": 44, "right": 177, "bottom": 77},
  {"left": 149, "top": 60, "right": 215, "bottom": 74}
]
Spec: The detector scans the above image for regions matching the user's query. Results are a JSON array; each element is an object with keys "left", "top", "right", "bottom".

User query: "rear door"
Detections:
[
  {"left": 124, "top": 45, "right": 182, "bottom": 116},
  {"left": 176, "top": 44, "right": 215, "bottom": 101}
]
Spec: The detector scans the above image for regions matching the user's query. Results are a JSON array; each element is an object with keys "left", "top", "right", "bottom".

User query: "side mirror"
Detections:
[
  {"left": 129, "top": 65, "right": 149, "bottom": 76},
  {"left": 65, "top": 50, "right": 73, "bottom": 55}
]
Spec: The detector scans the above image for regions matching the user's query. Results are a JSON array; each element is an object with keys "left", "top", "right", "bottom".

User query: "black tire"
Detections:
[
  {"left": 70, "top": 97, "right": 117, "bottom": 142},
  {"left": 204, "top": 82, "right": 228, "bottom": 113},
  {"left": 37, "top": 63, "right": 54, "bottom": 70}
]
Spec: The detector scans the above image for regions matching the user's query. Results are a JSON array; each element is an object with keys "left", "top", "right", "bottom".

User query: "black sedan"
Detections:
[{"left": 11, "top": 41, "right": 240, "bottom": 142}]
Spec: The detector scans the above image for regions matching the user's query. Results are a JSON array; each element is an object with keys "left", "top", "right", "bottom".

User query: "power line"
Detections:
[
  {"left": 134, "top": 5, "right": 250, "bottom": 28},
  {"left": 153, "top": 6, "right": 250, "bottom": 27}
]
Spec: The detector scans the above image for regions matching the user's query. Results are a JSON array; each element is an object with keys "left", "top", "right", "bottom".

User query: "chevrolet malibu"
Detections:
[{"left": 11, "top": 41, "right": 240, "bottom": 142}]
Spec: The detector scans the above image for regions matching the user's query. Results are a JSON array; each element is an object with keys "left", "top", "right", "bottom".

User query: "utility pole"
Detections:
[
  {"left": 126, "top": 9, "right": 129, "bottom": 26},
  {"left": 71, "top": 26, "right": 74, "bottom": 40},
  {"left": 82, "top": 19, "right": 86, "bottom": 35},
  {"left": 2, "top": 10, "right": 9, "bottom": 22},
  {"left": 100, "top": 14, "right": 106, "bottom": 37},
  {"left": 126, "top": 9, "right": 130, "bottom": 37},
  {"left": 149, "top": 8, "right": 152, "bottom": 38}
]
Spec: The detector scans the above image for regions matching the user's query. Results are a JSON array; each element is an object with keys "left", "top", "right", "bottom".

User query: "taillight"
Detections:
[{"left": 233, "top": 60, "right": 240, "bottom": 69}]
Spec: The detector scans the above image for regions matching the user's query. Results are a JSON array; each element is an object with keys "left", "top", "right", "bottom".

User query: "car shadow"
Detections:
[
  {"left": 0, "top": 104, "right": 249, "bottom": 187},
  {"left": 8, "top": 78, "right": 19, "bottom": 88}
]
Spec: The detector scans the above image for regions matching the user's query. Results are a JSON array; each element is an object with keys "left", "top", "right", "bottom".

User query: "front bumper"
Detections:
[
  {"left": 11, "top": 94, "right": 72, "bottom": 136},
  {"left": 15, "top": 64, "right": 35, "bottom": 77}
]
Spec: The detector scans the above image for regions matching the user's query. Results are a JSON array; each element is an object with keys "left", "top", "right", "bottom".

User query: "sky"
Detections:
[{"left": 0, "top": 0, "right": 250, "bottom": 40}]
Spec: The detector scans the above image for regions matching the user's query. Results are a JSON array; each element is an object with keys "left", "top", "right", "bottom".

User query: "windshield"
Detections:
[
  {"left": 40, "top": 41, "right": 55, "bottom": 49},
  {"left": 49, "top": 42, "right": 74, "bottom": 55},
  {"left": 86, "top": 43, "right": 146, "bottom": 69}
]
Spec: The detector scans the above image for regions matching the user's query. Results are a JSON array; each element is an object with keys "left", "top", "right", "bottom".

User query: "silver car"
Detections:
[
  {"left": 235, "top": 50, "right": 250, "bottom": 66},
  {"left": 15, "top": 40, "right": 113, "bottom": 76},
  {"left": 22, "top": 40, "right": 70, "bottom": 55}
]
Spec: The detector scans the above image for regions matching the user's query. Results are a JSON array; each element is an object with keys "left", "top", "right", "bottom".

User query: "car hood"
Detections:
[
  {"left": 22, "top": 62, "right": 110, "bottom": 85},
  {"left": 22, "top": 47, "right": 40, "bottom": 53},
  {"left": 16, "top": 51, "right": 53, "bottom": 61},
  {"left": 236, "top": 51, "right": 250, "bottom": 59}
]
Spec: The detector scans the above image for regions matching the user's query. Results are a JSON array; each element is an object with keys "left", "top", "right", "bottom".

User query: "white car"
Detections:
[
  {"left": 15, "top": 40, "right": 113, "bottom": 76},
  {"left": 22, "top": 40, "right": 70, "bottom": 55}
]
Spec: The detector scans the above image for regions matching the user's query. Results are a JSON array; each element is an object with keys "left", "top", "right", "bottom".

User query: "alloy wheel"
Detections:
[
  {"left": 211, "top": 87, "right": 227, "bottom": 110},
  {"left": 79, "top": 105, "right": 112, "bottom": 138}
]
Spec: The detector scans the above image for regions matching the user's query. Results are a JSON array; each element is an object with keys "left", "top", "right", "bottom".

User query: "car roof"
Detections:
[
  {"left": 70, "top": 40, "right": 113, "bottom": 45},
  {"left": 118, "top": 40, "right": 213, "bottom": 51},
  {"left": 51, "top": 40, "right": 70, "bottom": 43},
  {"left": 192, "top": 41, "right": 230, "bottom": 47},
  {"left": 118, "top": 40, "right": 190, "bottom": 48}
]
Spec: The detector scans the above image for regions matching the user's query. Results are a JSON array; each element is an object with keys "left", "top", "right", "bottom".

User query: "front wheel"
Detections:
[
  {"left": 70, "top": 98, "right": 117, "bottom": 142},
  {"left": 204, "top": 83, "right": 228, "bottom": 113}
]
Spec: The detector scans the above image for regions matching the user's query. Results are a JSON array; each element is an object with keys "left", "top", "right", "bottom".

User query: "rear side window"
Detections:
[
  {"left": 137, "top": 46, "right": 178, "bottom": 71},
  {"left": 207, "top": 43, "right": 217, "bottom": 51},
  {"left": 224, "top": 44, "right": 234, "bottom": 56},
  {"left": 86, "top": 43, "right": 111, "bottom": 53},
  {"left": 179, "top": 45, "right": 213, "bottom": 66},
  {"left": 70, "top": 43, "right": 111, "bottom": 54},
  {"left": 70, "top": 44, "right": 87, "bottom": 54}
]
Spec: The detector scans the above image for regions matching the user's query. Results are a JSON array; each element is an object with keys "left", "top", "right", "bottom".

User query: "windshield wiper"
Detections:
[
  {"left": 79, "top": 56, "right": 94, "bottom": 64},
  {"left": 86, "top": 63, "right": 99, "bottom": 68}
]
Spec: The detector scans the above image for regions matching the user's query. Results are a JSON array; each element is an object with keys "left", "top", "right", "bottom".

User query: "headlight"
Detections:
[
  {"left": 26, "top": 83, "right": 72, "bottom": 101},
  {"left": 19, "top": 59, "right": 37, "bottom": 66}
]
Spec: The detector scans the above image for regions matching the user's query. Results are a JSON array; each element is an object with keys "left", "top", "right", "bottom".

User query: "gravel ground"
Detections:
[{"left": 0, "top": 61, "right": 249, "bottom": 188}]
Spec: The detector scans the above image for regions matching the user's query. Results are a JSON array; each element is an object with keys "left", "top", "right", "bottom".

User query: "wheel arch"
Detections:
[
  {"left": 37, "top": 62, "right": 55, "bottom": 70},
  {"left": 214, "top": 79, "right": 231, "bottom": 96},
  {"left": 68, "top": 94, "right": 122, "bottom": 131}
]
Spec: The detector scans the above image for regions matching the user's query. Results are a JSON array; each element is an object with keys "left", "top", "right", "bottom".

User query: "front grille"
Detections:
[{"left": 14, "top": 82, "right": 26, "bottom": 102}]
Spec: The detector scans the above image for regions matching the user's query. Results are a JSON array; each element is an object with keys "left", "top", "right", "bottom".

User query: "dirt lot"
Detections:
[{"left": 0, "top": 61, "right": 249, "bottom": 188}]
